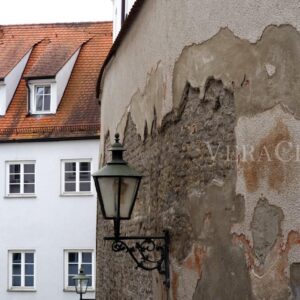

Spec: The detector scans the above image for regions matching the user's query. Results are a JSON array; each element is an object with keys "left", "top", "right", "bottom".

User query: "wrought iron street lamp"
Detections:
[
  {"left": 93, "top": 133, "right": 170, "bottom": 288},
  {"left": 72, "top": 266, "right": 90, "bottom": 300}
]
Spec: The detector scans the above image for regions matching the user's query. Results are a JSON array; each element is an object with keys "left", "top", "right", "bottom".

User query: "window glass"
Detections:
[
  {"left": 66, "top": 251, "right": 93, "bottom": 289},
  {"left": 65, "top": 163, "right": 76, "bottom": 172},
  {"left": 10, "top": 174, "right": 20, "bottom": 183},
  {"left": 24, "top": 185, "right": 34, "bottom": 193},
  {"left": 10, "top": 184, "right": 20, "bottom": 194},
  {"left": 12, "top": 276, "right": 21, "bottom": 286},
  {"left": 65, "top": 183, "right": 76, "bottom": 192},
  {"left": 35, "top": 85, "right": 51, "bottom": 113},
  {"left": 82, "top": 252, "right": 92, "bottom": 263},
  {"left": 25, "top": 253, "right": 34, "bottom": 264},
  {"left": 44, "top": 86, "right": 51, "bottom": 94},
  {"left": 13, "top": 265, "right": 21, "bottom": 275},
  {"left": 80, "top": 182, "right": 91, "bottom": 192},
  {"left": 10, "top": 164, "right": 20, "bottom": 173},
  {"left": 24, "top": 164, "right": 34, "bottom": 173},
  {"left": 80, "top": 162, "right": 90, "bottom": 171},
  {"left": 36, "top": 95, "right": 43, "bottom": 111},
  {"left": 8, "top": 162, "right": 35, "bottom": 195},
  {"left": 13, "top": 253, "right": 21, "bottom": 264},
  {"left": 63, "top": 161, "right": 91, "bottom": 193},
  {"left": 68, "top": 252, "right": 78, "bottom": 263},
  {"left": 10, "top": 251, "right": 35, "bottom": 289},
  {"left": 25, "top": 276, "right": 34, "bottom": 287}
]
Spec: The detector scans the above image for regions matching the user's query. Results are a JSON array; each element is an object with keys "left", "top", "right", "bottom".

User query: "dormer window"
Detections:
[
  {"left": 28, "top": 80, "right": 55, "bottom": 115},
  {"left": 35, "top": 85, "right": 51, "bottom": 113},
  {"left": 25, "top": 46, "right": 81, "bottom": 116}
]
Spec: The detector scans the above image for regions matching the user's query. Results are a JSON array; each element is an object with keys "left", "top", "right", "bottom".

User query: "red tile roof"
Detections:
[
  {"left": 0, "top": 39, "right": 37, "bottom": 79},
  {"left": 0, "top": 22, "right": 112, "bottom": 142}
]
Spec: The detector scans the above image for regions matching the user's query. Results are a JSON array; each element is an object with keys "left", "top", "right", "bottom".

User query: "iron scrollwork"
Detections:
[{"left": 105, "top": 230, "right": 170, "bottom": 288}]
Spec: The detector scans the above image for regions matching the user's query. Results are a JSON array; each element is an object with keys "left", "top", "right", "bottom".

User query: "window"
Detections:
[
  {"left": 62, "top": 160, "right": 91, "bottom": 194},
  {"left": 64, "top": 250, "right": 94, "bottom": 290},
  {"left": 8, "top": 251, "right": 35, "bottom": 290},
  {"left": 7, "top": 162, "right": 35, "bottom": 196},
  {"left": 35, "top": 85, "right": 51, "bottom": 113}
]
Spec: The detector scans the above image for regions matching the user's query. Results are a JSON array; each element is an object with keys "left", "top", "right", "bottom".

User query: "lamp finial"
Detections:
[{"left": 115, "top": 133, "right": 120, "bottom": 143}]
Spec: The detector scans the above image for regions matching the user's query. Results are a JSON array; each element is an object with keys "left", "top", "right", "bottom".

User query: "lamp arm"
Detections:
[{"left": 104, "top": 230, "right": 170, "bottom": 288}]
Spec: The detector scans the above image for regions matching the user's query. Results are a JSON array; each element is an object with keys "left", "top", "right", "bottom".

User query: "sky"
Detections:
[{"left": 0, "top": 0, "right": 113, "bottom": 25}]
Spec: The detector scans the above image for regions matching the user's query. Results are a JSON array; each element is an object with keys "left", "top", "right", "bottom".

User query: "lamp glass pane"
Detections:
[
  {"left": 75, "top": 278, "right": 89, "bottom": 294},
  {"left": 119, "top": 177, "right": 139, "bottom": 218},
  {"left": 98, "top": 177, "right": 140, "bottom": 218},
  {"left": 98, "top": 177, "right": 119, "bottom": 218}
]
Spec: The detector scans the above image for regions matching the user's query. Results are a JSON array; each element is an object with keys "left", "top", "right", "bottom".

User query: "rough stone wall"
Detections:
[{"left": 97, "top": 79, "right": 253, "bottom": 299}]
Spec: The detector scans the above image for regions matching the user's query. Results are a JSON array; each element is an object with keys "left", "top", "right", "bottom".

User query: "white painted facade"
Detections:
[
  {"left": 112, "top": 0, "right": 136, "bottom": 40},
  {"left": 0, "top": 49, "right": 32, "bottom": 116},
  {"left": 0, "top": 139, "right": 99, "bottom": 300}
]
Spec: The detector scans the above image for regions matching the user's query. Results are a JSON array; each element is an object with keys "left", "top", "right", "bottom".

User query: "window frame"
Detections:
[
  {"left": 61, "top": 159, "right": 92, "bottom": 196},
  {"left": 6, "top": 161, "right": 36, "bottom": 197},
  {"left": 28, "top": 80, "right": 56, "bottom": 115},
  {"left": 64, "top": 249, "right": 95, "bottom": 292},
  {"left": 8, "top": 250, "right": 36, "bottom": 291},
  {"left": 34, "top": 84, "right": 52, "bottom": 113}
]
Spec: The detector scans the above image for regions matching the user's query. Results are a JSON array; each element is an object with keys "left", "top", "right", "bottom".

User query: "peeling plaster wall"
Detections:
[
  {"left": 233, "top": 105, "right": 300, "bottom": 300},
  {"left": 99, "top": 0, "right": 300, "bottom": 299},
  {"left": 100, "top": 0, "right": 300, "bottom": 148}
]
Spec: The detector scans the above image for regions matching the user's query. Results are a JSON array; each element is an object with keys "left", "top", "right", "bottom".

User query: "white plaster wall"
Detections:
[
  {"left": 0, "top": 84, "right": 6, "bottom": 115},
  {"left": 0, "top": 139, "right": 99, "bottom": 300},
  {"left": 56, "top": 48, "right": 80, "bottom": 106},
  {"left": 0, "top": 49, "right": 31, "bottom": 116},
  {"left": 100, "top": 0, "right": 300, "bottom": 149}
]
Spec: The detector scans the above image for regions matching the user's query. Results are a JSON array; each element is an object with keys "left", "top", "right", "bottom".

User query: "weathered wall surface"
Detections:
[
  {"left": 98, "top": 0, "right": 300, "bottom": 299},
  {"left": 98, "top": 80, "right": 253, "bottom": 299},
  {"left": 100, "top": 0, "right": 300, "bottom": 145}
]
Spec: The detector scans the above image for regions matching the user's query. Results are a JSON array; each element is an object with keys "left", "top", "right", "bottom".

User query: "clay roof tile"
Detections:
[{"left": 0, "top": 22, "right": 112, "bottom": 142}]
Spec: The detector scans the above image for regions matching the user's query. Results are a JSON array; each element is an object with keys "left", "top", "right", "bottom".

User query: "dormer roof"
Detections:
[
  {"left": 24, "top": 39, "right": 87, "bottom": 79},
  {"left": 0, "top": 22, "right": 112, "bottom": 142},
  {"left": 0, "top": 38, "right": 37, "bottom": 79}
]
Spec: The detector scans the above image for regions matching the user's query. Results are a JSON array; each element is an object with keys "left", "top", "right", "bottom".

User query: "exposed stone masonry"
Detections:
[{"left": 96, "top": 79, "right": 252, "bottom": 299}]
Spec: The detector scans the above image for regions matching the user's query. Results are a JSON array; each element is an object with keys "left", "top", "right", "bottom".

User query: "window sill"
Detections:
[
  {"left": 30, "top": 112, "right": 55, "bottom": 116},
  {"left": 60, "top": 193, "right": 94, "bottom": 197},
  {"left": 5, "top": 194, "right": 36, "bottom": 199},
  {"left": 63, "top": 287, "right": 95, "bottom": 292},
  {"left": 7, "top": 288, "right": 36, "bottom": 292}
]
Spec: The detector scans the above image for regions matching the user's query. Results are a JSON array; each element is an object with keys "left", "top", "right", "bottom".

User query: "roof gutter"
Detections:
[
  {"left": 23, "top": 75, "right": 56, "bottom": 81},
  {"left": 96, "top": 0, "right": 146, "bottom": 101}
]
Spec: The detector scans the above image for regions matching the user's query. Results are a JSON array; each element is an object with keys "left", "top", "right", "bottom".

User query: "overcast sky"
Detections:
[{"left": 0, "top": 0, "right": 113, "bottom": 25}]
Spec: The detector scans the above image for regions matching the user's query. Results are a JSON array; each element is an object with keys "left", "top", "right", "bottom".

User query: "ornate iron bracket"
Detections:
[{"left": 104, "top": 230, "right": 170, "bottom": 288}]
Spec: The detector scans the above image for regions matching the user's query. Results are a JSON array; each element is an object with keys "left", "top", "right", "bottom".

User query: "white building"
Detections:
[
  {"left": 112, "top": 0, "right": 136, "bottom": 40},
  {"left": 0, "top": 22, "right": 112, "bottom": 300}
]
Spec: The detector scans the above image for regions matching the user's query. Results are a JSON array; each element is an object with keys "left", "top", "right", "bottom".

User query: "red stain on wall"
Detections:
[{"left": 183, "top": 245, "right": 205, "bottom": 276}]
